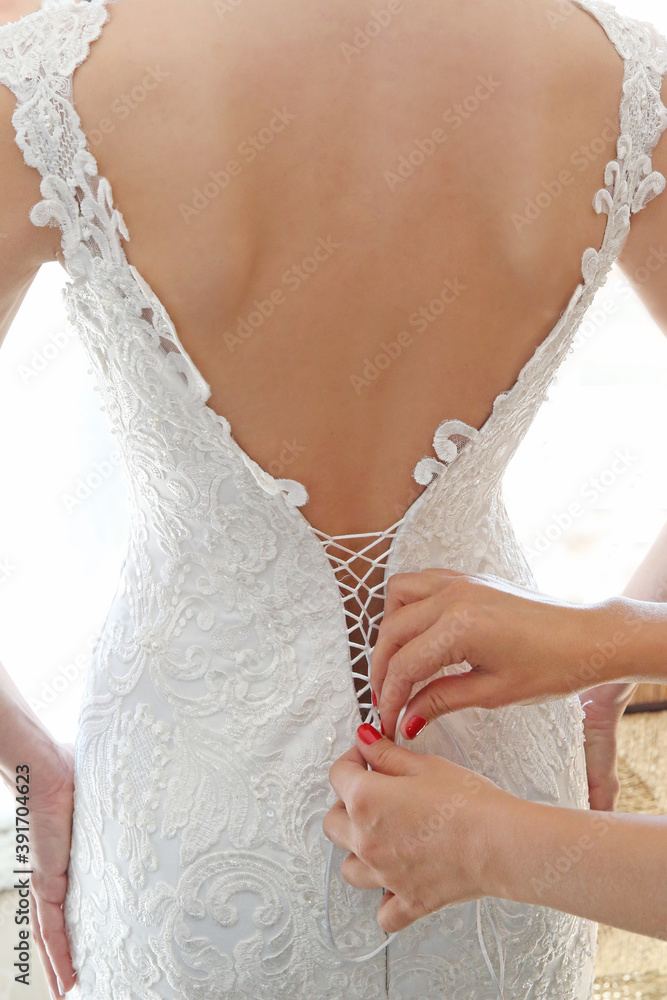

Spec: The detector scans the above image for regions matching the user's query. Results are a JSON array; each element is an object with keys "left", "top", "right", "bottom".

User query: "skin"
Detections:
[
  {"left": 323, "top": 575, "right": 667, "bottom": 937},
  {"left": 1, "top": 0, "right": 667, "bottom": 991},
  {"left": 325, "top": 720, "right": 667, "bottom": 938}
]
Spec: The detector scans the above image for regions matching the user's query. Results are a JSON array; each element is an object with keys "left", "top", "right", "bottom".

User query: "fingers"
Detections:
[
  {"left": 328, "top": 750, "right": 370, "bottom": 802},
  {"left": 582, "top": 724, "right": 621, "bottom": 812},
  {"left": 371, "top": 592, "right": 444, "bottom": 707},
  {"left": 588, "top": 779, "right": 621, "bottom": 812},
  {"left": 322, "top": 800, "right": 357, "bottom": 854},
  {"left": 31, "top": 890, "right": 60, "bottom": 998},
  {"left": 32, "top": 881, "right": 76, "bottom": 996},
  {"left": 398, "top": 671, "right": 499, "bottom": 739},
  {"left": 376, "top": 890, "right": 420, "bottom": 934},
  {"left": 377, "top": 615, "right": 469, "bottom": 740},
  {"left": 355, "top": 727, "right": 423, "bottom": 776},
  {"left": 382, "top": 569, "right": 463, "bottom": 620},
  {"left": 340, "top": 852, "right": 384, "bottom": 890}
]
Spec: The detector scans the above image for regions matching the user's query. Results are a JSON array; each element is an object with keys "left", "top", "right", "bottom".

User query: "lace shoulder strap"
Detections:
[
  {"left": 0, "top": 0, "right": 114, "bottom": 255},
  {"left": 573, "top": 0, "right": 667, "bottom": 216}
]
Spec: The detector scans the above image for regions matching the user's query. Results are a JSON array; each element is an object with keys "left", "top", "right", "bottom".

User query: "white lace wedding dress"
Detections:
[{"left": 1, "top": 0, "right": 666, "bottom": 996}]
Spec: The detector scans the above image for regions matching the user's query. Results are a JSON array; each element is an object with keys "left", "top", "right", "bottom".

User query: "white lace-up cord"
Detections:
[
  {"left": 312, "top": 519, "right": 405, "bottom": 721},
  {"left": 314, "top": 519, "right": 403, "bottom": 960},
  {"left": 314, "top": 522, "right": 505, "bottom": 997}
]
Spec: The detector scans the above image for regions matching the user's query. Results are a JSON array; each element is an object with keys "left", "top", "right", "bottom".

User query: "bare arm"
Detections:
[
  {"left": 328, "top": 727, "right": 667, "bottom": 940},
  {"left": 0, "top": 658, "right": 60, "bottom": 789},
  {"left": 0, "top": 44, "right": 79, "bottom": 997},
  {"left": 574, "top": 69, "right": 667, "bottom": 762},
  {"left": 490, "top": 795, "right": 667, "bottom": 940},
  {"left": 613, "top": 71, "right": 667, "bottom": 600},
  {"left": 616, "top": 72, "right": 667, "bottom": 338},
  {"left": 0, "top": 59, "right": 62, "bottom": 778}
]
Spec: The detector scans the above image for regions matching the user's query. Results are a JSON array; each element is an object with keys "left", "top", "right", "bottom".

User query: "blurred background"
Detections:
[{"left": 1, "top": 0, "right": 667, "bottom": 998}]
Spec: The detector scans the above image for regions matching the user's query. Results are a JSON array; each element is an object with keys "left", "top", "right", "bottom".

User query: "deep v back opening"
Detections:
[
  {"left": 63, "top": 0, "right": 632, "bottom": 541},
  {"left": 50, "top": 0, "right": 662, "bottom": 716}
]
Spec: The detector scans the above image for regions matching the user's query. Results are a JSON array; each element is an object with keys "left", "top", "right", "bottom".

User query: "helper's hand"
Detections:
[
  {"left": 24, "top": 741, "right": 76, "bottom": 998},
  {"left": 323, "top": 723, "right": 512, "bottom": 933},
  {"left": 371, "top": 569, "right": 645, "bottom": 741}
]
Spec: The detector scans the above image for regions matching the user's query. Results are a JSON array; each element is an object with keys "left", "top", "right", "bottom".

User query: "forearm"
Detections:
[
  {"left": 490, "top": 794, "right": 667, "bottom": 939},
  {"left": 0, "top": 657, "right": 58, "bottom": 790},
  {"left": 592, "top": 597, "right": 667, "bottom": 685},
  {"left": 622, "top": 520, "right": 667, "bottom": 602}
]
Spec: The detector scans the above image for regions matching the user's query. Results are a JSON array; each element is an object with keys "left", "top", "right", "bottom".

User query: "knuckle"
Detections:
[
  {"left": 427, "top": 684, "right": 455, "bottom": 717},
  {"left": 377, "top": 613, "right": 400, "bottom": 647},
  {"left": 443, "top": 597, "right": 474, "bottom": 629},
  {"left": 478, "top": 684, "right": 502, "bottom": 709},
  {"left": 441, "top": 575, "right": 473, "bottom": 601},
  {"left": 385, "top": 572, "right": 412, "bottom": 598},
  {"left": 387, "top": 648, "right": 418, "bottom": 686},
  {"left": 339, "top": 854, "right": 355, "bottom": 883},
  {"left": 356, "top": 830, "right": 380, "bottom": 867},
  {"left": 346, "top": 776, "right": 369, "bottom": 820}
]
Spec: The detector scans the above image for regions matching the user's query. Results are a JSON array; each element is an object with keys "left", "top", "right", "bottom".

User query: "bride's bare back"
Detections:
[{"left": 5, "top": 0, "right": 667, "bottom": 534}]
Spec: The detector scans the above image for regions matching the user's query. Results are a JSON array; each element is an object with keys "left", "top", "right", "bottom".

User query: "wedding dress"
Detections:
[{"left": 1, "top": 0, "right": 666, "bottom": 996}]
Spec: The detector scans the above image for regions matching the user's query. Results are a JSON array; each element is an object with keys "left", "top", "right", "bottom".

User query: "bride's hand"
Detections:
[
  {"left": 20, "top": 741, "right": 76, "bottom": 998},
  {"left": 371, "top": 569, "right": 644, "bottom": 741},
  {"left": 579, "top": 682, "right": 636, "bottom": 811}
]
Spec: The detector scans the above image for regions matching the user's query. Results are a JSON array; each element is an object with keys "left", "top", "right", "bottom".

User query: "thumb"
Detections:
[
  {"left": 356, "top": 724, "right": 422, "bottom": 776},
  {"left": 376, "top": 890, "right": 419, "bottom": 934},
  {"left": 400, "top": 671, "right": 497, "bottom": 738}
]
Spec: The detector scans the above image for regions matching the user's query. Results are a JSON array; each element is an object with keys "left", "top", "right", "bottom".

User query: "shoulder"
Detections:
[
  {"left": 0, "top": 1, "right": 43, "bottom": 29},
  {"left": 0, "top": 3, "right": 62, "bottom": 268}
]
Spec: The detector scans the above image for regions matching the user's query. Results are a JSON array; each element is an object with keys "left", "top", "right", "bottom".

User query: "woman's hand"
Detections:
[
  {"left": 371, "top": 569, "right": 646, "bottom": 741},
  {"left": 323, "top": 723, "right": 513, "bottom": 933},
  {"left": 580, "top": 681, "right": 637, "bottom": 811},
  {"left": 24, "top": 741, "right": 76, "bottom": 998}
]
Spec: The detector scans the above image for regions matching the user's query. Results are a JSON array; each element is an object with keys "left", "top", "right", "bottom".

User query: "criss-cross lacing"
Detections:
[{"left": 311, "top": 516, "right": 406, "bottom": 726}]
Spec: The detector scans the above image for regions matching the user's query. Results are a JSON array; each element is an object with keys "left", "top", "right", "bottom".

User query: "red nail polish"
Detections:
[
  {"left": 358, "top": 723, "right": 382, "bottom": 744},
  {"left": 404, "top": 716, "right": 427, "bottom": 740},
  {"left": 372, "top": 690, "right": 378, "bottom": 708}
]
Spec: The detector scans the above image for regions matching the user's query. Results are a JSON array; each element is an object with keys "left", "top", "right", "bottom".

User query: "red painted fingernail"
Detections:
[
  {"left": 372, "top": 689, "right": 378, "bottom": 707},
  {"left": 358, "top": 723, "right": 382, "bottom": 744},
  {"left": 404, "top": 716, "right": 427, "bottom": 740}
]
